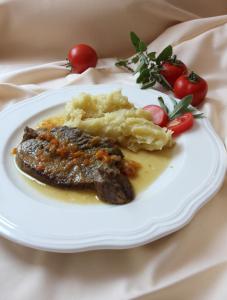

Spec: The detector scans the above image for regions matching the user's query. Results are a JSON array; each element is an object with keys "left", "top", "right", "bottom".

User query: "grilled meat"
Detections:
[{"left": 16, "top": 126, "right": 134, "bottom": 204}]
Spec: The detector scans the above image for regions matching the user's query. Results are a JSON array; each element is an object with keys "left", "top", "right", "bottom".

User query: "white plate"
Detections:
[{"left": 0, "top": 84, "right": 226, "bottom": 252}]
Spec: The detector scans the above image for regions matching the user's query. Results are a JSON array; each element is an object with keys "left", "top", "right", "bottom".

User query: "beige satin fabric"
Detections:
[
  {"left": 0, "top": 0, "right": 197, "bottom": 59},
  {"left": 0, "top": 1, "right": 227, "bottom": 299},
  {"left": 1, "top": 0, "right": 225, "bottom": 60}
]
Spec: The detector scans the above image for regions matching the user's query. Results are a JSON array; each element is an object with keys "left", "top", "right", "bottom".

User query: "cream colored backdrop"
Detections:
[
  {"left": 0, "top": 1, "right": 227, "bottom": 300},
  {"left": 1, "top": 0, "right": 226, "bottom": 60}
]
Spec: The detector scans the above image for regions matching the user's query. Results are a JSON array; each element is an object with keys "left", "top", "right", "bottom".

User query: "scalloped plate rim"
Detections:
[{"left": 0, "top": 84, "right": 226, "bottom": 252}]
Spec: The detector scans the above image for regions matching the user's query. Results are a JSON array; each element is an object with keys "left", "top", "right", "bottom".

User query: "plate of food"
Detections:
[{"left": 0, "top": 84, "right": 226, "bottom": 252}]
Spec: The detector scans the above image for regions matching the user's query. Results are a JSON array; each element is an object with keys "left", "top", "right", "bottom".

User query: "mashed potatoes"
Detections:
[{"left": 64, "top": 90, "right": 173, "bottom": 152}]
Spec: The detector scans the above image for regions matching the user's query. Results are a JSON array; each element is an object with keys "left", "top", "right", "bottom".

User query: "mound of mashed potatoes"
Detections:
[{"left": 63, "top": 90, "right": 173, "bottom": 152}]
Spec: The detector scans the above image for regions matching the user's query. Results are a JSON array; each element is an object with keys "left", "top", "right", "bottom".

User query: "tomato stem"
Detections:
[
  {"left": 65, "top": 61, "right": 72, "bottom": 71},
  {"left": 188, "top": 71, "right": 200, "bottom": 83},
  {"left": 172, "top": 55, "right": 177, "bottom": 63}
]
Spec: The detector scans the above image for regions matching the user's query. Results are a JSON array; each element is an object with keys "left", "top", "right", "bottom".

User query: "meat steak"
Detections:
[{"left": 16, "top": 126, "right": 134, "bottom": 204}]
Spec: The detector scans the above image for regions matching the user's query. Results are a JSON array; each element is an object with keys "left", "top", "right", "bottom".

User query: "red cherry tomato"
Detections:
[
  {"left": 173, "top": 72, "right": 208, "bottom": 106},
  {"left": 160, "top": 60, "right": 187, "bottom": 86},
  {"left": 67, "top": 44, "right": 98, "bottom": 74},
  {"left": 167, "top": 112, "right": 194, "bottom": 136},
  {"left": 143, "top": 105, "right": 169, "bottom": 127}
]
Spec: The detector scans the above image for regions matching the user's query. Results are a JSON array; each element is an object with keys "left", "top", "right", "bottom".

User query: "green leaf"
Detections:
[
  {"left": 147, "top": 52, "right": 156, "bottom": 61},
  {"left": 156, "top": 45, "right": 173, "bottom": 64},
  {"left": 115, "top": 60, "right": 134, "bottom": 72},
  {"left": 193, "top": 113, "right": 204, "bottom": 119},
  {"left": 169, "top": 95, "right": 193, "bottom": 120},
  {"left": 115, "top": 60, "right": 128, "bottom": 67},
  {"left": 131, "top": 55, "right": 140, "bottom": 64},
  {"left": 130, "top": 32, "right": 147, "bottom": 53},
  {"left": 181, "top": 94, "right": 193, "bottom": 105},
  {"left": 158, "top": 97, "right": 169, "bottom": 114},
  {"left": 185, "top": 106, "right": 197, "bottom": 112},
  {"left": 136, "top": 68, "right": 149, "bottom": 83},
  {"left": 130, "top": 32, "right": 141, "bottom": 52},
  {"left": 183, "top": 108, "right": 195, "bottom": 113},
  {"left": 158, "top": 74, "right": 172, "bottom": 90},
  {"left": 133, "top": 61, "right": 147, "bottom": 75},
  {"left": 139, "top": 41, "right": 147, "bottom": 52},
  {"left": 169, "top": 96, "right": 177, "bottom": 107}
]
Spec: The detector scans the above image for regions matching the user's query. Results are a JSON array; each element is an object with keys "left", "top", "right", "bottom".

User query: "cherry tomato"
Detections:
[
  {"left": 160, "top": 59, "right": 187, "bottom": 86},
  {"left": 167, "top": 112, "right": 194, "bottom": 135},
  {"left": 143, "top": 105, "right": 169, "bottom": 127},
  {"left": 173, "top": 72, "right": 208, "bottom": 106},
  {"left": 67, "top": 44, "right": 98, "bottom": 73}
]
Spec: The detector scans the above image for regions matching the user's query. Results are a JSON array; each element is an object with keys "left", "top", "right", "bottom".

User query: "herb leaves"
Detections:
[
  {"left": 158, "top": 95, "right": 204, "bottom": 120},
  {"left": 115, "top": 32, "right": 173, "bottom": 90}
]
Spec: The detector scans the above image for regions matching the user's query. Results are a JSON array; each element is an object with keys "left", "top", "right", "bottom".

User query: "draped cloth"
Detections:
[{"left": 0, "top": 1, "right": 227, "bottom": 299}]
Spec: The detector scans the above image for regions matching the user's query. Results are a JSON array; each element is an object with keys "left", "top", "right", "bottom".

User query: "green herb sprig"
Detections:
[
  {"left": 115, "top": 32, "right": 174, "bottom": 90},
  {"left": 158, "top": 95, "right": 204, "bottom": 120}
]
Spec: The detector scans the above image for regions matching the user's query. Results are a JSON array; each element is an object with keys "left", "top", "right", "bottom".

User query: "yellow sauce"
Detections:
[
  {"left": 25, "top": 178, "right": 101, "bottom": 205},
  {"left": 122, "top": 148, "right": 172, "bottom": 194},
  {"left": 18, "top": 148, "right": 173, "bottom": 205},
  {"left": 18, "top": 114, "right": 174, "bottom": 204}
]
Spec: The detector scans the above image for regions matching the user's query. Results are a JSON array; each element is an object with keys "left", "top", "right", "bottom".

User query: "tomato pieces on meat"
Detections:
[
  {"left": 143, "top": 105, "right": 169, "bottom": 127},
  {"left": 167, "top": 112, "right": 194, "bottom": 136}
]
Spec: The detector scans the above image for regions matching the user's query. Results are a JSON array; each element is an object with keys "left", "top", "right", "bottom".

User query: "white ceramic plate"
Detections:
[{"left": 0, "top": 84, "right": 226, "bottom": 252}]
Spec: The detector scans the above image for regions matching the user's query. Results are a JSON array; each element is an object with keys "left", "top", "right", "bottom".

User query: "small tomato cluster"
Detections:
[{"left": 160, "top": 59, "right": 208, "bottom": 107}]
